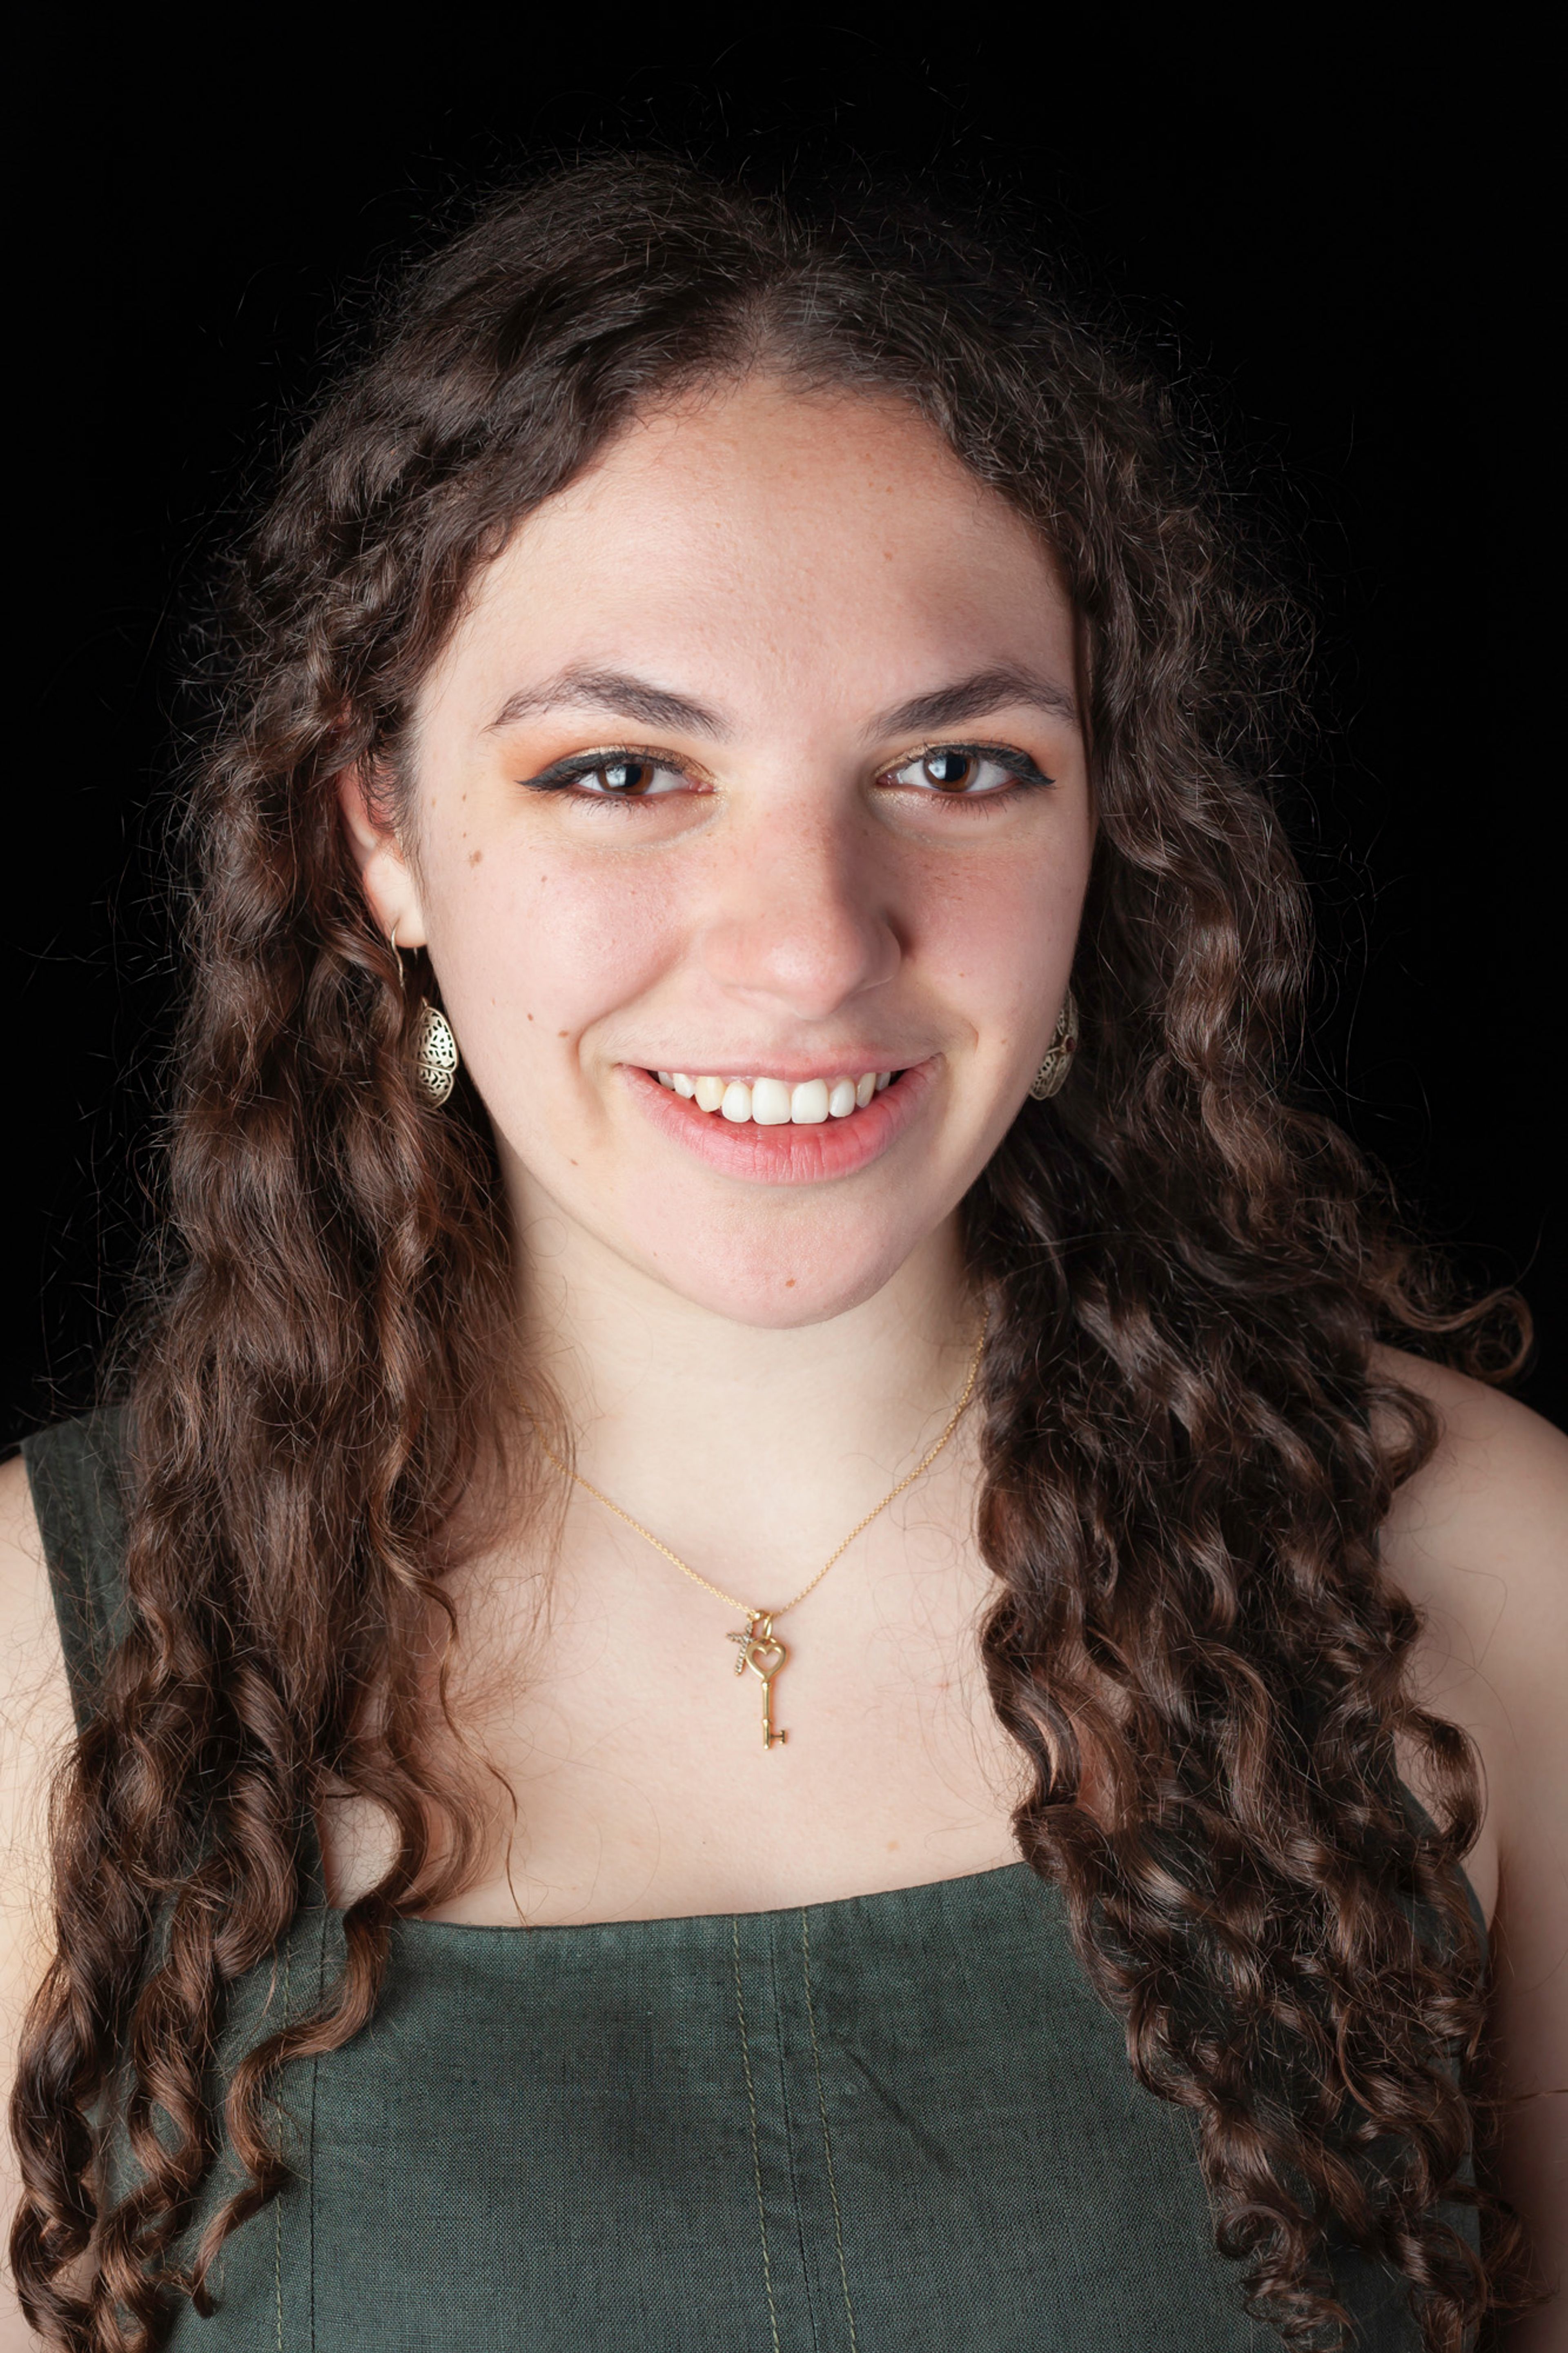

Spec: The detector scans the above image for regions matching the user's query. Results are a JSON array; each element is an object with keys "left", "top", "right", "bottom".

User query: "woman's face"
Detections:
[{"left": 347, "top": 377, "right": 1093, "bottom": 1328}]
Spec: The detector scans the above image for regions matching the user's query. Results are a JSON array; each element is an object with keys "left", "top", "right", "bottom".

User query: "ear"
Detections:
[{"left": 337, "top": 766, "right": 430, "bottom": 949}]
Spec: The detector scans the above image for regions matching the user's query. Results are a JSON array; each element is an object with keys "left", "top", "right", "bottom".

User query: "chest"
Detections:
[
  {"left": 322, "top": 1509, "right": 1500, "bottom": 1937},
  {"left": 327, "top": 1506, "right": 1029, "bottom": 1923}
]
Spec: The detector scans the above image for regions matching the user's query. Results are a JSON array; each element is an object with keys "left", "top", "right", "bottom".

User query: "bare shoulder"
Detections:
[
  {"left": 1, "top": 1441, "right": 73, "bottom": 1908},
  {"left": 1374, "top": 1352, "right": 1567, "bottom": 2337},
  {"left": 1, "top": 1450, "right": 74, "bottom": 2326},
  {"left": 1373, "top": 1349, "right": 1566, "bottom": 1874},
  {"left": 0, "top": 1446, "right": 71, "bottom": 1884},
  {"left": 0, "top": 1449, "right": 72, "bottom": 1751},
  {"left": 1374, "top": 1351, "right": 1568, "bottom": 1863},
  {"left": 1376, "top": 1348, "right": 1568, "bottom": 1593}
]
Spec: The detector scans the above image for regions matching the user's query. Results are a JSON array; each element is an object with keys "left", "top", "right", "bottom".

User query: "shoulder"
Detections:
[
  {"left": 1, "top": 1446, "right": 74, "bottom": 1963},
  {"left": 1373, "top": 1351, "right": 1567, "bottom": 1845},
  {"left": 1, "top": 1450, "right": 76, "bottom": 2265},
  {"left": 1373, "top": 1349, "right": 1566, "bottom": 1839},
  {"left": 1373, "top": 1353, "right": 1566, "bottom": 2321},
  {"left": 1, "top": 1406, "right": 130, "bottom": 1778},
  {"left": 0, "top": 1447, "right": 72, "bottom": 1790},
  {"left": 1375, "top": 1349, "right": 1568, "bottom": 1593},
  {"left": 1371, "top": 1350, "right": 1567, "bottom": 1948},
  {"left": 1373, "top": 1355, "right": 1568, "bottom": 2324}
]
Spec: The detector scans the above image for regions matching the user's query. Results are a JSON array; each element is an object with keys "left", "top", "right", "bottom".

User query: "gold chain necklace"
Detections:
[{"left": 530, "top": 1311, "right": 988, "bottom": 1751}]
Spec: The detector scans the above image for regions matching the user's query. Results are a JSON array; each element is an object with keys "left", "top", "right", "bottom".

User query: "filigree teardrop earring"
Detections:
[
  {"left": 1028, "top": 987, "right": 1079, "bottom": 1101},
  {"left": 411, "top": 1001, "right": 460, "bottom": 1105},
  {"left": 389, "top": 925, "right": 461, "bottom": 1107}
]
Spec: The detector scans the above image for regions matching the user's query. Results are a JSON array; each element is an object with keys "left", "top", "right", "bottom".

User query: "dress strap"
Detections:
[
  {"left": 18, "top": 1408, "right": 330, "bottom": 1909},
  {"left": 20, "top": 1407, "right": 131, "bottom": 1732}
]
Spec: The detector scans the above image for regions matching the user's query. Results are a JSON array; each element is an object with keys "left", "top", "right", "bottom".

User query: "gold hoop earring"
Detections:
[
  {"left": 1028, "top": 987, "right": 1079, "bottom": 1101},
  {"left": 388, "top": 925, "right": 460, "bottom": 1106}
]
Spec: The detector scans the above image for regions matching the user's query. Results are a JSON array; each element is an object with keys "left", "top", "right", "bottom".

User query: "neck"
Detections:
[{"left": 514, "top": 1205, "right": 983, "bottom": 1596}]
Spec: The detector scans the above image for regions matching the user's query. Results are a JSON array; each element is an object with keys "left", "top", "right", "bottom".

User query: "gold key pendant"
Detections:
[{"left": 727, "top": 1612, "right": 788, "bottom": 1749}]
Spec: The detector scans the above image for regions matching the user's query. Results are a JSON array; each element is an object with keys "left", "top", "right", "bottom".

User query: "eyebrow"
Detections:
[
  {"left": 484, "top": 657, "right": 1079, "bottom": 743},
  {"left": 868, "top": 664, "right": 1079, "bottom": 738},
  {"left": 486, "top": 667, "right": 728, "bottom": 737}
]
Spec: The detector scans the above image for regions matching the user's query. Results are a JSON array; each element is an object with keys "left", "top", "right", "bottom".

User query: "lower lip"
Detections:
[{"left": 623, "top": 1061, "right": 936, "bottom": 1184}]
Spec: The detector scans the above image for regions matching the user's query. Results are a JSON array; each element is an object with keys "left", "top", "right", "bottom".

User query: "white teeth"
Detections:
[{"left": 661, "top": 1067, "right": 898, "bottom": 1122}]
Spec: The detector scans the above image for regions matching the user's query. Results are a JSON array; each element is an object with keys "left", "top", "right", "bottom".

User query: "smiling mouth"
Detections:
[{"left": 650, "top": 1069, "right": 895, "bottom": 1125}]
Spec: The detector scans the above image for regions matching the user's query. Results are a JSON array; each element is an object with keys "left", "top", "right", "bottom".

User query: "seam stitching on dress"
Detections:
[
  {"left": 768, "top": 1920, "right": 820, "bottom": 2353},
  {"left": 733, "top": 1914, "right": 782, "bottom": 2353},
  {"left": 801, "top": 1910, "right": 860, "bottom": 2353}
]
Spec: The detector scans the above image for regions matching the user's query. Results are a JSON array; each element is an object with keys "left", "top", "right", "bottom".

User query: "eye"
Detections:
[
  {"left": 518, "top": 747, "right": 704, "bottom": 806},
  {"left": 571, "top": 755, "right": 689, "bottom": 798},
  {"left": 881, "top": 744, "right": 1051, "bottom": 798}
]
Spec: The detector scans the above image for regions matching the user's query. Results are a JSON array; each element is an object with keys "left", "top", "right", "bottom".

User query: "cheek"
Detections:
[
  {"left": 423, "top": 848, "right": 679, "bottom": 1041},
  {"left": 912, "top": 854, "right": 1082, "bottom": 1033}
]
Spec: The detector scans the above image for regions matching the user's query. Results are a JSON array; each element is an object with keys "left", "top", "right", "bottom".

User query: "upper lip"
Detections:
[{"left": 630, "top": 1055, "right": 922, "bottom": 1082}]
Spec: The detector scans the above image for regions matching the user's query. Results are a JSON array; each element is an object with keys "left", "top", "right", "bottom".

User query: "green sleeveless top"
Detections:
[{"left": 20, "top": 1413, "right": 1486, "bottom": 2352}]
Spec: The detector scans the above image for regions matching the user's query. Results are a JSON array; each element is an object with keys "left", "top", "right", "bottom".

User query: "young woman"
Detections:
[{"left": 1, "top": 163, "right": 1562, "bottom": 2353}]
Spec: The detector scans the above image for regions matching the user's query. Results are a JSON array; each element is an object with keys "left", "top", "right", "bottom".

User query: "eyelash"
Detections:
[
  {"left": 889, "top": 742, "right": 1056, "bottom": 801},
  {"left": 518, "top": 740, "right": 1056, "bottom": 808},
  {"left": 519, "top": 747, "right": 702, "bottom": 804}
]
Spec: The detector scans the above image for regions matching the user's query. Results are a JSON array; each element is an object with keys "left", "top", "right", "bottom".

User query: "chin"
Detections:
[{"left": 633, "top": 1224, "right": 927, "bottom": 1330}]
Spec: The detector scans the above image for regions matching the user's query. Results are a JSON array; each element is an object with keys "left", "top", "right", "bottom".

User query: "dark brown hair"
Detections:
[{"left": 9, "top": 159, "right": 1541, "bottom": 2350}]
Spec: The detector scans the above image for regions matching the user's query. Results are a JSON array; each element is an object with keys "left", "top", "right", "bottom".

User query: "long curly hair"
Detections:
[{"left": 9, "top": 158, "right": 1541, "bottom": 2351}]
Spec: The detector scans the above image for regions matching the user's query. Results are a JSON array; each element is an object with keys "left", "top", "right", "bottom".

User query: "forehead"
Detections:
[{"left": 429, "top": 377, "right": 1076, "bottom": 721}]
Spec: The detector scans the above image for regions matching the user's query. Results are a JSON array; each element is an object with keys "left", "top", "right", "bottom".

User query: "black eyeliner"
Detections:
[
  {"left": 890, "top": 739, "right": 1056, "bottom": 791},
  {"left": 517, "top": 737, "right": 1055, "bottom": 797},
  {"left": 517, "top": 745, "right": 673, "bottom": 794},
  {"left": 973, "top": 741, "right": 1055, "bottom": 788}
]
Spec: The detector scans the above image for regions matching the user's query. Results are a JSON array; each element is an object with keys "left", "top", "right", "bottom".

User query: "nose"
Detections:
[{"left": 695, "top": 800, "right": 900, "bottom": 1022}]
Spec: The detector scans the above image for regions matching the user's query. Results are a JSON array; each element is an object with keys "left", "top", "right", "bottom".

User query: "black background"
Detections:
[{"left": 8, "top": 30, "right": 1559, "bottom": 1435}]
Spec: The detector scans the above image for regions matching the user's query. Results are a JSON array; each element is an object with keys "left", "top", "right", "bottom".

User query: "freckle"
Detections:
[
  {"left": 557, "top": 1030, "right": 568, "bottom": 1037},
  {"left": 785, "top": 1278, "right": 795, "bottom": 1288},
  {"left": 469, "top": 848, "right": 483, "bottom": 866},
  {"left": 886, "top": 1838, "right": 900, "bottom": 1851}
]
